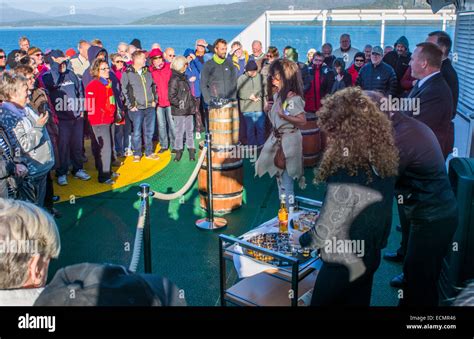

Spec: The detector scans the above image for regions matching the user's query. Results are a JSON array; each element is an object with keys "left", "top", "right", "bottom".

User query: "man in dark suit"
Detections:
[
  {"left": 383, "top": 42, "right": 454, "bottom": 288},
  {"left": 426, "top": 31, "right": 459, "bottom": 157},
  {"left": 426, "top": 31, "right": 459, "bottom": 114},
  {"left": 406, "top": 42, "right": 453, "bottom": 158}
]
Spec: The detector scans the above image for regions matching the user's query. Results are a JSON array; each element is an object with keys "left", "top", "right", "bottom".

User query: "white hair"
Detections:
[
  {"left": 0, "top": 198, "right": 61, "bottom": 289},
  {"left": 118, "top": 42, "right": 128, "bottom": 51},
  {"left": 171, "top": 56, "right": 187, "bottom": 73},
  {"left": 0, "top": 71, "right": 28, "bottom": 102}
]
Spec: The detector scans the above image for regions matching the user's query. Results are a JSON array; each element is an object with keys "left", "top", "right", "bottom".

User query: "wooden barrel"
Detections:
[
  {"left": 198, "top": 143, "right": 244, "bottom": 215},
  {"left": 208, "top": 101, "right": 240, "bottom": 148},
  {"left": 300, "top": 112, "right": 322, "bottom": 167}
]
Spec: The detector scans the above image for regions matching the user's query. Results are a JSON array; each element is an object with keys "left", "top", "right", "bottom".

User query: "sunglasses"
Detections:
[
  {"left": 34, "top": 53, "right": 43, "bottom": 57},
  {"left": 0, "top": 55, "right": 5, "bottom": 59},
  {"left": 115, "top": 60, "right": 124, "bottom": 64},
  {"left": 371, "top": 52, "right": 382, "bottom": 56}
]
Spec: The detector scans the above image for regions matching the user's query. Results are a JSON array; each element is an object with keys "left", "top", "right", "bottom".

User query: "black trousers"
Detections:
[
  {"left": 90, "top": 124, "right": 113, "bottom": 183},
  {"left": 56, "top": 118, "right": 84, "bottom": 177},
  {"left": 400, "top": 214, "right": 458, "bottom": 307},
  {"left": 397, "top": 204, "right": 410, "bottom": 257},
  {"left": 44, "top": 172, "right": 54, "bottom": 211},
  {"left": 310, "top": 249, "right": 381, "bottom": 306}
]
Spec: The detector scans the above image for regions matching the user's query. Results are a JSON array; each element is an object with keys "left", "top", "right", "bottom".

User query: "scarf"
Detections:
[
  {"left": 99, "top": 78, "right": 116, "bottom": 107},
  {"left": 1, "top": 101, "right": 27, "bottom": 118},
  {"left": 213, "top": 54, "right": 226, "bottom": 65},
  {"left": 232, "top": 51, "right": 249, "bottom": 71},
  {"left": 314, "top": 65, "right": 322, "bottom": 111}
]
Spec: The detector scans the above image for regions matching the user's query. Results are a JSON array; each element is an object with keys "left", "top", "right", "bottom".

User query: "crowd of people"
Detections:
[{"left": 0, "top": 29, "right": 463, "bottom": 307}]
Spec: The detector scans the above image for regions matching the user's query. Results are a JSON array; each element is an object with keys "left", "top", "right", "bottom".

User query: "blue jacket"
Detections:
[
  {"left": 42, "top": 50, "right": 84, "bottom": 121},
  {"left": 356, "top": 61, "right": 398, "bottom": 96},
  {"left": 185, "top": 61, "right": 201, "bottom": 98}
]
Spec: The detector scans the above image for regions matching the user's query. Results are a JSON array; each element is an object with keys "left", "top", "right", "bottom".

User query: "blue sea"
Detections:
[{"left": 0, "top": 23, "right": 455, "bottom": 56}]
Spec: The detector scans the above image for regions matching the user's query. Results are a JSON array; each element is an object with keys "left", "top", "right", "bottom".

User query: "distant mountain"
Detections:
[
  {"left": 0, "top": 3, "right": 47, "bottom": 23},
  {"left": 51, "top": 14, "right": 128, "bottom": 26},
  {"left": 42, "top": 7, "right": 167, "bottom": 24},
  {"left": 0, "top": 4, "right": 164, "bottom": 26},
  {"left": 133, "top": 0, "right": 434, "bottom": 25},
  {"left": 0, "top": 0, "right": 435, "bottom": 27}
]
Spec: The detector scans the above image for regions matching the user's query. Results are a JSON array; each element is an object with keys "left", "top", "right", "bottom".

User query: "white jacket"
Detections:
[{"left": 0, "top": 288, "right": 44, "bottom": 306}]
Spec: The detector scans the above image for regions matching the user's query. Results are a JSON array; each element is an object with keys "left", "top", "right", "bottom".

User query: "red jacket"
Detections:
[
  {"left": 347, "top": 64, "right": 360, "bottom": 86},
  {"left": 111, "top": 64, "right": 126, "bottom": 82},
  {"left": 149, "top": 62, "right": 172, "bottom": 107},
  {"left": 304, "top": 65, "right": 334, "bottom": 113},
  {"left": 85, "top": 79, "right": 116, "bottom": 125},
  {"left": 400, "top": 66, "right": 416, "bottom": 94}
]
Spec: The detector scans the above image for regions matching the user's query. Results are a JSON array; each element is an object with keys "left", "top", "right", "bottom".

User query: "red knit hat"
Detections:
[
  {"left": 65, "top": 48, "right": 76, "bottom": 58},
  {"left": 148, "top": 48, "right": 163, "bottom": 59}
]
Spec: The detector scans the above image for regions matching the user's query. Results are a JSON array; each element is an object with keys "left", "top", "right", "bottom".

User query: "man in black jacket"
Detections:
[
  {"left": 426, "top": 31, "right": 459, "bottom": 158},
  {"left": 383, "top": 36, "right": 411, "bottom": 97},
  {"left": 356, "top": 46, "right": 397, "bottom": 96},
  {"left": 383, "top": 42, "right": 454, "bottom": 282},
  {"left": 200, "top": 38, "right": 237, "bottom": 106},
  {"left": 393, "top": 110, "right": 457, "bottom": 306},
  {"left": 406, "top": 42, "right": 453, "bottom": 159},
  {"left": 426, "top": 31, "right": 459, "bottom": 115},
  {"left": 366, "top": 91, "right": 458, "bottom": 306}
]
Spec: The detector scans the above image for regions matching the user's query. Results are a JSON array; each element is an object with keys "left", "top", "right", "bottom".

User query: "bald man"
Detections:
[{"left": 164, "top": 48, "right": 175, "bottom": 63}]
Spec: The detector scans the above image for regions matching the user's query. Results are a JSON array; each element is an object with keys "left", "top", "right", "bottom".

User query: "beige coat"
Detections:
[{"left": 255, "top": 94, "right": 305, "bottom": 180}]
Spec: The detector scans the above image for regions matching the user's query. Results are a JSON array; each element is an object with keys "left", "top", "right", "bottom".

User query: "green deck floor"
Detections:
[{"left": 49, "top": 149, "right": 403, "bottom": 306}]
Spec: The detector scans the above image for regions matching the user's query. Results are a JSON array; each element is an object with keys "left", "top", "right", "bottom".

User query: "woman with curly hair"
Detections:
[
  {"left": 255, "top": 59, "right": 307, "bottom": 207},
  {"left": 291, "top": 87, "right": 399, "bottom": 306}
]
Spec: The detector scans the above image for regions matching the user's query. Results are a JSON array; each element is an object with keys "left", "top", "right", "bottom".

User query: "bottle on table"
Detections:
[{"left": 278, "top": 194, "right": 289, "bottom": 233}]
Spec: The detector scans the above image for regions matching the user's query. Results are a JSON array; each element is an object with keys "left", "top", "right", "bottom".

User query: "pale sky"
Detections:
[{"left": 5, "top": 0, "right": 240, "bottom": 12}]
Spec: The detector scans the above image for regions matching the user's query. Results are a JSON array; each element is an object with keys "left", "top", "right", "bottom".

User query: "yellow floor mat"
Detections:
[{"left": 53, "top": 140, "right": 170, "bottom": 203}]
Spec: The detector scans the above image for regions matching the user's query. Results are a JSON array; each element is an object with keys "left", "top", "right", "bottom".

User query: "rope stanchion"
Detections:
[
  {"left": 151, "top": 144, "right": 208, "bottom": 201},
  {"left": 128, "top": 131, "right": 228, "bottom": 273},
  {"left": 128, "top": 199, "right": 146, "bottom": 273},
  {"left": 195, "top": 131, "right": 227, "bottom": 231},
  {"left": 139, "top": 184, "right": 154, "bottom": 273}
]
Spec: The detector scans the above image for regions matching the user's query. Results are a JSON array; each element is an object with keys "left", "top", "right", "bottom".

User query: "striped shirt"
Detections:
[{"left": 0, "top": 134, "right": 15, "bottom": 198}]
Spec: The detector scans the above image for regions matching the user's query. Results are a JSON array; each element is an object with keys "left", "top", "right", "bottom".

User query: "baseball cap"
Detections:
[
  {"left": 34, "top": 263, "right": 186, "bottom": 306},
  {"left": 372, "top": 46, "right": 383, "bottom": 55},
  {"left": 183, "top": 48, "right": 195, "bottom": 58}
]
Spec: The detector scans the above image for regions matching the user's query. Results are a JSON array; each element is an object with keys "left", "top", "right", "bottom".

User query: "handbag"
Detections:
[
  {"left": 273, "top": 128, "right": 286, "bottom": 170},
  {"left": 115, "top": 107, "right": 124, "bottom": 124},
  {"left": 16, "top": 176, "right": 37, "bottom": 203}
]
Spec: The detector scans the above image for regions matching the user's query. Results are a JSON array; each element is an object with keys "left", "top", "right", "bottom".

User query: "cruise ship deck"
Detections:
[{"left": 49, "top": 139, "right": 405, "bottom": 306}]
